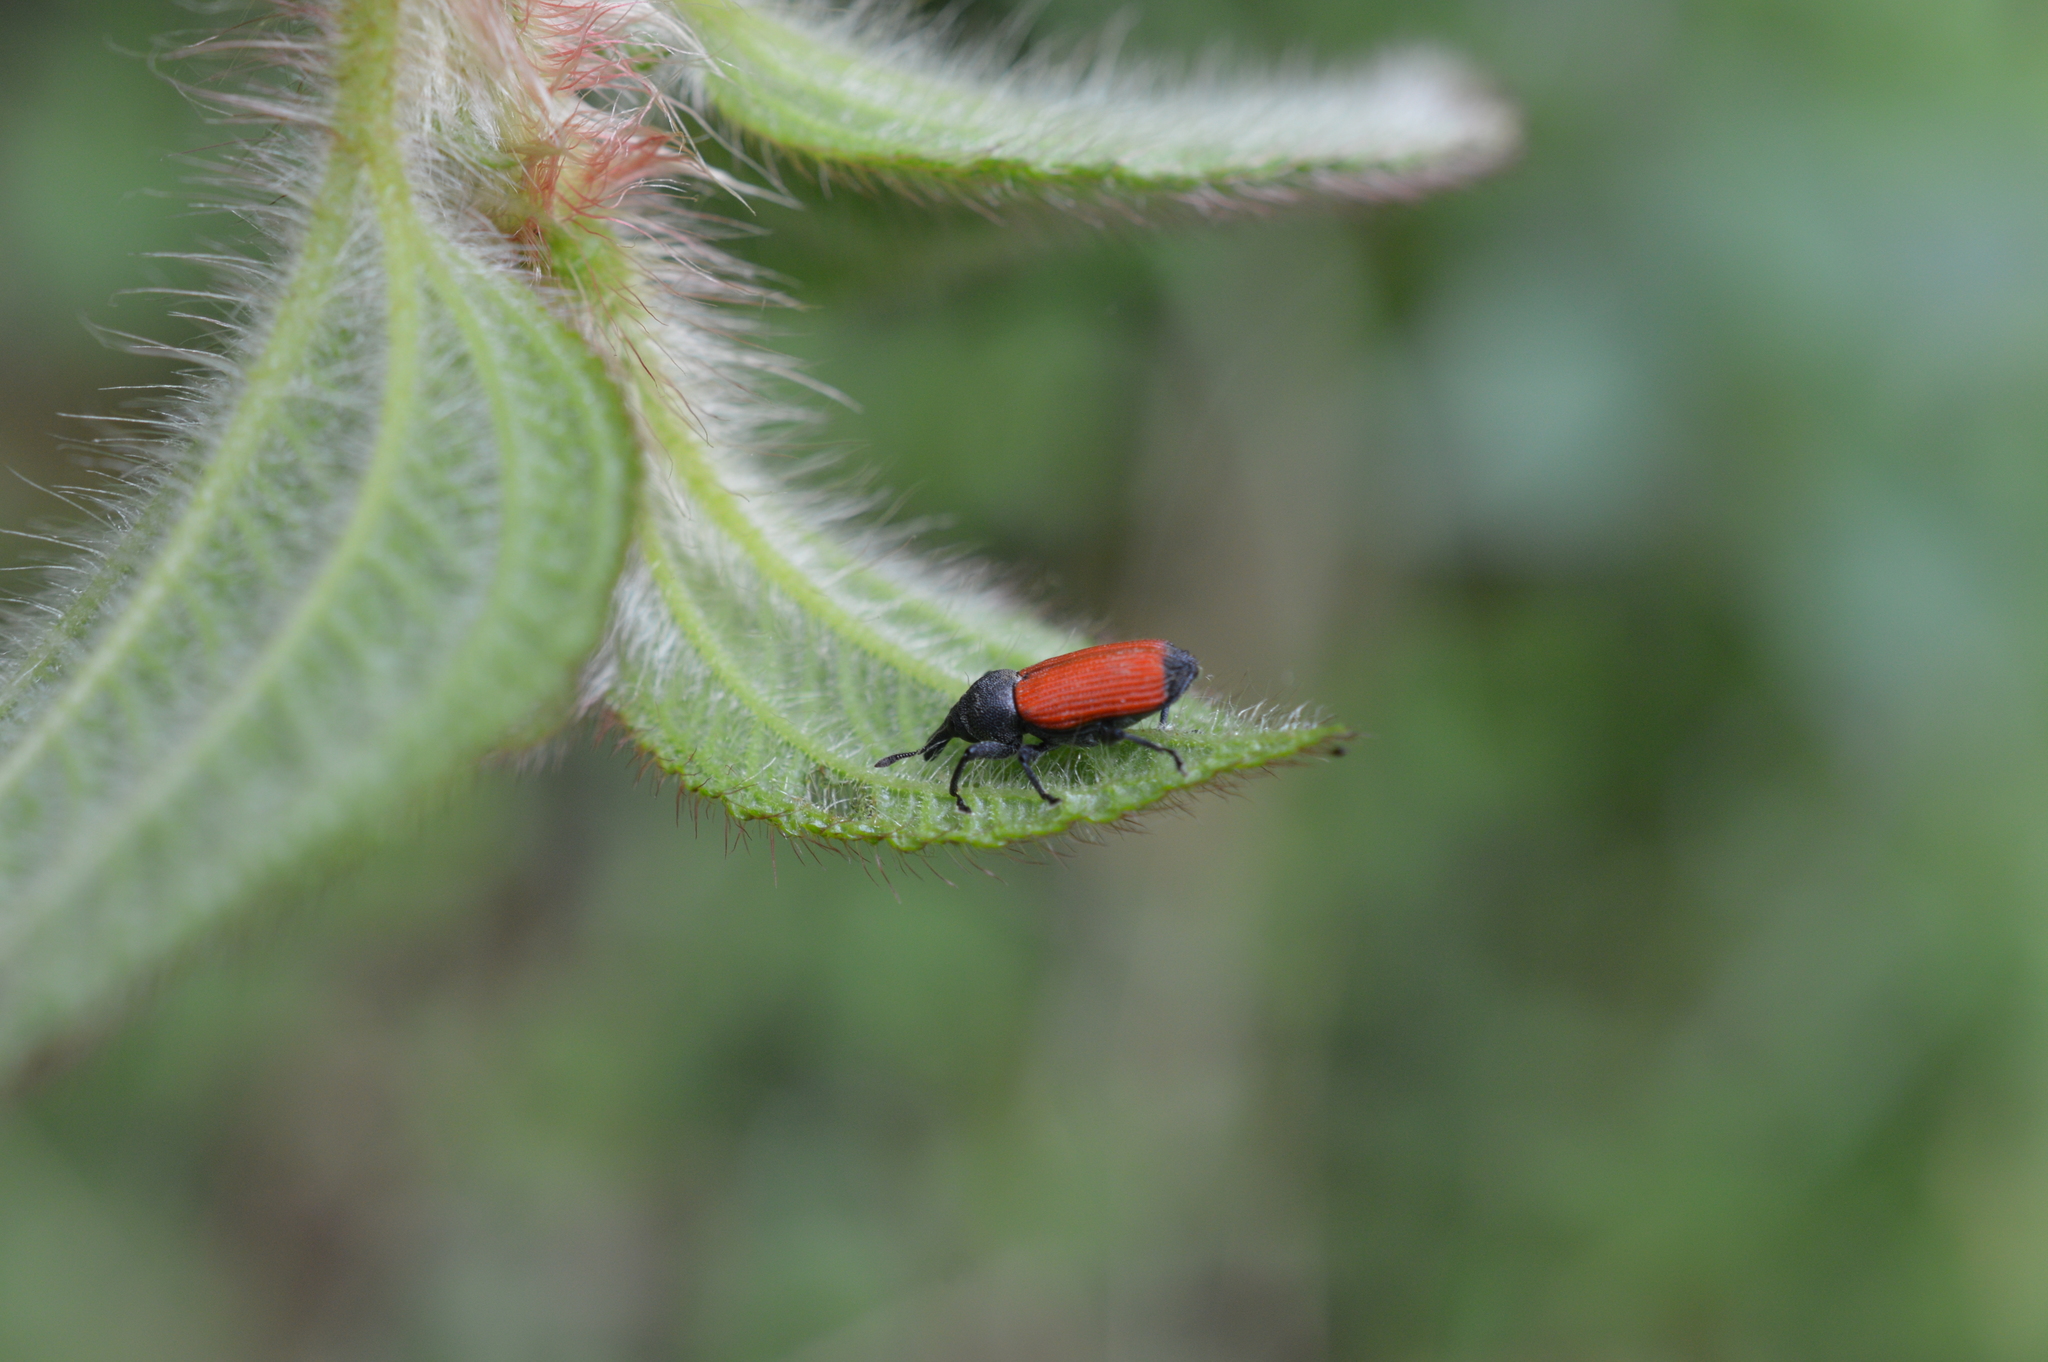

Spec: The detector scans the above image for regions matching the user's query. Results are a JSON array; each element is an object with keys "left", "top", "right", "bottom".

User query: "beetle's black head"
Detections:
[
  {"left": 874, "top": 669, "right": 1023, "bottom": 769},
  {"left": 946, "top": 669, "right": 1022, "bottom": 744}
]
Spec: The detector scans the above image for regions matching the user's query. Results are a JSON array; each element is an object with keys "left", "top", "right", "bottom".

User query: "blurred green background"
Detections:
[{"left": 6, "top": 0, "right": 2048, "bottom": 1356}]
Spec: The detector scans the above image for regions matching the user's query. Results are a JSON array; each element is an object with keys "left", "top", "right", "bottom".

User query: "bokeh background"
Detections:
[{"left": 6, "top": 0, "right": 2048, "bottom": 1356}]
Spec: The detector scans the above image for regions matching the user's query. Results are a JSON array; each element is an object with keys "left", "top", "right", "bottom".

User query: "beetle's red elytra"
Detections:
[
  {"left": 875, "top": 640, "right": 1198, "bottom": 814},
  {"left": 1015, "top": 640, "right": 1182, "bottom": 730}
]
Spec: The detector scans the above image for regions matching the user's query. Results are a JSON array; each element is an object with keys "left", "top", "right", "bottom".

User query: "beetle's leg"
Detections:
[
  {"left": 1015, "top": 741, "right": 1062, "bottom": 806},
  {"left": 1118, "top": 731, "right": 1185, "bottom": 775},
  {"left": 949, "top": 741, "right": 1017, "bottom": 813},
  {"left": 948, "top": 752, "right": 972, "bottom": 811}
]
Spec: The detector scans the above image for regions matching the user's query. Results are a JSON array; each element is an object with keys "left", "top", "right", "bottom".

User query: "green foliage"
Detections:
[
  {"left": 15, "top": 0, "right": 2048, "bottom": 1356},
  {"left": 0, "top": 0, "right": 1506, "bottom": 1065}
]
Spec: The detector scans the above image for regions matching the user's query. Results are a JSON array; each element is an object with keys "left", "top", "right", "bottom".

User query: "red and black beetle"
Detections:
[{"left": 876, "top": 640, "right": 1198, "bottom": 813}]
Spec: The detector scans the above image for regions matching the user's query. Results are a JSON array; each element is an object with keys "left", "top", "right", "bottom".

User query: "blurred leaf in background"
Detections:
[{"left": 7, "top": 0, "right": 2048, "bottom": 1359}]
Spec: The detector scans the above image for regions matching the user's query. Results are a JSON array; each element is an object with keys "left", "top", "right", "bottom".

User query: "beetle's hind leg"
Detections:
[
  {"left": 1015, "top": 741, "right": 1061, "bottom": 806},
  {"left": 1118, "top": 731, "right": 1185, "bottom": 775},
  {"left": 949, "top": 741, "right": 1020, "bottom": 813}
]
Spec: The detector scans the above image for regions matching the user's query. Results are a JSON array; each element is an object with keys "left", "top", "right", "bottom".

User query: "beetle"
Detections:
[{"left": 875, "top": 639, "right": 1199, "bottom": 813}]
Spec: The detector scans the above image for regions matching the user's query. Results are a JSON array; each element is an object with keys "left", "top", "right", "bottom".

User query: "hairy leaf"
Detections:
[
  {"left": 668, "top": 0, "right": 1518, "bottom": 206},
  {"left": 0, "top": 0, "right": 635, "bottom": 1068},
  {"left": 589, "top": 375, "right": 1345, "bottom": 852}
]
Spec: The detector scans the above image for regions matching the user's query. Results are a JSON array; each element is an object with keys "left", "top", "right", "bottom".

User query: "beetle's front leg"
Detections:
[{"left": 949, "top": 741, "right": 1019, "bottom": 813}]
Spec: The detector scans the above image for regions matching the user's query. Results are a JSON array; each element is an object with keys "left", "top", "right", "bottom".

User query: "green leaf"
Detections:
[
  {"left": 668, "top": 0, "right": 1517, "bottom": 205},
  {"left": 0, "top": 0, "right": 635, "bottom": 1068},
  {"left": 593, "top": 390, "right": 1347, "bottom": 851}
]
